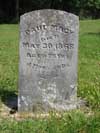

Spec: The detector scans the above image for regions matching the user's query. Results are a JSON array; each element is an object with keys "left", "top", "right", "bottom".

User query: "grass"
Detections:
[
  {"left": 78, "top": 20, "right": 100, "bottom": 108},
  {"left": 0, "top": 24, "right": 18, "bottom": 92},
  {"left": 0, "top": 20, "right": 100, "bottom": 132}
]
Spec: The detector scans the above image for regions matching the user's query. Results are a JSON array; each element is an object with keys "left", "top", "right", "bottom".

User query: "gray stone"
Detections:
[{"left": 18, "top": 9, "right": 79, "bottom": 112}]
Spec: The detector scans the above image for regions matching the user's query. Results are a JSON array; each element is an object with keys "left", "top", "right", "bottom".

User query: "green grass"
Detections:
[
  {"left": 0, "top": 20, "right": 100, "bottom": 132},
  {"left": 78, "top": 20, "right": 100, "bottom": 108},
  {"left": 0, "top": 111, "right": 100, "bottom": 133},
  {"left": 0, "top": 24, "right": 18, "bottom": 93}
]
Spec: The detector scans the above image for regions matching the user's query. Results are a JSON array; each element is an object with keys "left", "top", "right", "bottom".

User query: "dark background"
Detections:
[{"left": 0, "top": 0, "right": 100, "bottom": 23}]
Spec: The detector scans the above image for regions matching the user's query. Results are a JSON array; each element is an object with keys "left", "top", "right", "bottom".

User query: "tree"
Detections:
[
  {"left": 0, "top": 0, "right": 17, "bottom": 23},
  {"left": 16, "top": 0, "right": 19, "bottom": 21},
  {"left": 0, "top": 0, "right": 100, "bottom": 23}
]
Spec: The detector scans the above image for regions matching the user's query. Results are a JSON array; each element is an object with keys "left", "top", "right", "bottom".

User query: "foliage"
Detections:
[
  {"left": 0, "top": 111, "right": 100, "bottom": 133},
  {"left": 78, "top": 20, "right": 100, "bottom": 108},
  {"left": 0, "top": 0, "right": 18, "bottom": 23},
  {"left": 0, "top": 0, "right": 100, "bottom": 23}
]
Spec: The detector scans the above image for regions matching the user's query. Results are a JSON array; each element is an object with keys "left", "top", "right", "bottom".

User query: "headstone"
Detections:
[{"left": 18, "top": 9, "right": 79, "bottom": 112}]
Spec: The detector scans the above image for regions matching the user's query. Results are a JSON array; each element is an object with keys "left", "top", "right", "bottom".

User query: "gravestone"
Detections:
[{"left": 18, "top": 9, "right": 79, "bottom": 112}]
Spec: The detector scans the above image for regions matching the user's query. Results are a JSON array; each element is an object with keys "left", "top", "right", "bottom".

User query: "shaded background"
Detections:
[{"left": 0, "top": 0, "right": 100, "bottom": 23}]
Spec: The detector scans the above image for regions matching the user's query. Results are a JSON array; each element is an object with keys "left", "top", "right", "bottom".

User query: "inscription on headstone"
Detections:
[{"left": 18, "top": 9, "right": 79, "bottom": 112}]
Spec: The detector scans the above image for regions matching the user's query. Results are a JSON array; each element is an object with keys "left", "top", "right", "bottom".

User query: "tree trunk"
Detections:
[{"left": 16, "top": 0, "right": 19, "bottom": 20}]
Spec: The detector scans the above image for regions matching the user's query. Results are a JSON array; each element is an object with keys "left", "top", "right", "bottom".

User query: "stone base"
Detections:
[{"left": 18, "top": 97, "right": 86, "bottom": 113}]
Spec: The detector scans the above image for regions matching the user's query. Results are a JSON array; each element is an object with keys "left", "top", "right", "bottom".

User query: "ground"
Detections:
[{"left": 0, "top": 20, "right": 100, "bottom": 133}]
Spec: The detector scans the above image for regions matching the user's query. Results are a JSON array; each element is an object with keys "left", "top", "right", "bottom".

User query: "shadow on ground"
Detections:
[
  {"left": 80, "top": 32, "right": 100, "bottom": 36},
  {"left": 81, "top": 32, "right": 100, "bottom": 37},
  {"left": 0, "top": 88, "right": 18, "bottom": 112},
  {"left": 86, "top": 32, "right": 100, "bottom": 36}
]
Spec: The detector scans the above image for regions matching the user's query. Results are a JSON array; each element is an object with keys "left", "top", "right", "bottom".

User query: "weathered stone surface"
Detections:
[{"left": 18, "top": 9, "right": 79, "bottom": 112}]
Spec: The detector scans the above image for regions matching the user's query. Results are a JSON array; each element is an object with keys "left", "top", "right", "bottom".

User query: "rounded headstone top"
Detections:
[
  {"left": 20, "top": 9, "right": 79, "bottom": 20},
  {"left": 20, "top": 9, "right": 79, "bottom": 32}
]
